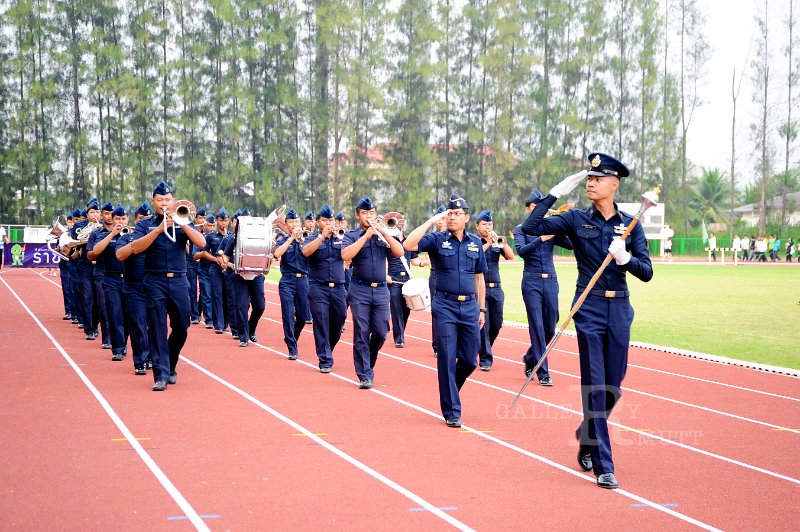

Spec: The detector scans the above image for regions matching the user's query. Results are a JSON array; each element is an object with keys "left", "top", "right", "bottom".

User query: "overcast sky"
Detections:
[{"left": 689, "top": 0, "right": 795, "bottom": 184}]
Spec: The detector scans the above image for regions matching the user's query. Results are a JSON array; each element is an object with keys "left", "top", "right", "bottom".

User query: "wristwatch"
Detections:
[{"left": 480, "top": 308, "right": 488, "bottom": 313}]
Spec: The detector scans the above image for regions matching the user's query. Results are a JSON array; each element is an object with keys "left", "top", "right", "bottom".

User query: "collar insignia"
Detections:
[
  {"left": 614, "top": 223, "right": 626, "bottom": 234},
  {"left": 442, "top": 241, "right": 452, "bottom": 249}
]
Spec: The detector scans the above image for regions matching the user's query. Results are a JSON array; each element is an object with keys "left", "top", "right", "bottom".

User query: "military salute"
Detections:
[
  {"left": 273, "top": 209, "right": 309, "bottom": 360},
  {"left": 514, "top": 190, "right": 573, "bottom": 386},
  {"left": 341, "top": 196, "right": 405, "bottom": 389},
  {"left": 301, "top": 205, "right": 346, "bottom": 373},
  {"left": 404, "top": 194, "right": 487, "bottom": 428},
  {"left": 129, "top": 181, "right": 206, "bottom": 391},
  {"left": 521, "top": 153, "right": 653, "bottom": 489}
]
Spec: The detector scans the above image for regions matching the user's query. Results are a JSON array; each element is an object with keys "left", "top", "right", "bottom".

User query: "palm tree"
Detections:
[{"left": 690, "top": 168, "right": 729, "bottom": 224}]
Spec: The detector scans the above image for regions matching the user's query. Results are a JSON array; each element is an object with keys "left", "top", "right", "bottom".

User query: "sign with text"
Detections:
[{"left": 3, "top": 242, "right": 62, "bottom": 268}]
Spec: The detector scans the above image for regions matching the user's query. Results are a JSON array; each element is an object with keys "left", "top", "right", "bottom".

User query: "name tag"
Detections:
[
  {"left": 467, "top": 243, "right": 479, "bottom": 252},
  {"left": 582, "top": 225, "right": 596, "bottom": 230}
]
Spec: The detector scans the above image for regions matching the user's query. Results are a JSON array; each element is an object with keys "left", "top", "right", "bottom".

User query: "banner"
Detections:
[
  {"left": 3, "top": 242, "right": 62, "bottom": 268},
  {"left": 701, "top": 219, "right": 709, "bottom": 244}
]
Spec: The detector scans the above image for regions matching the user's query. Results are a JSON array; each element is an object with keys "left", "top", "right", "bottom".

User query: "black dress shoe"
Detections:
[
  {"left": 214, "top": 329, "right": 223, "bottom": 334},
  {"left": 479, "top": 365, "right": 491, "bottom": 372},
  {"left": 152, "top": 381, "right": 167, "bottom": 391},
  {"left": 305, "top": 319, "right": 313, "bottom": 325},
  {"left": 445, "top": 418, "right": 462, "bottom": 428},
  {"left": 577, "top": 446, "right": 593, "bottom": 472},
  {"left": 538, "top": 377, "right": 553, "bottom": 386},
  {"left": 249, "top": 335, "right": 257, "bottom": 343},
  {"left": 394, "top": 342, "right": 404, "bottom": 348},
  {"left": 168, "top": 372, "right": 177, "bottom": 385},
  {"left": 205, "top": 323, "right": 213, "bottom": 329},
  {"left": 112, "top": 353, "right": 124, "bottom": 361},
  {"left": 358, "top": 379, "right": 373, "bottom": 389},
  {"left": 596, "top": 473, "right": 618, "bottom": 489},
  {"left": 288, "top": 353, "right": 298, "bottom": 360},
  {"left": 239, "top": 341, "right": 248, "bottom": 347},
  {"left": 63, "top": 314, "right": 71, "bottom": 320},
  {"left": 134, "top": 367, "right": 146, "bottom": 376},
  {"left": 102, "top": 343, "right": 113, "bottom": 350},
  {"left": 523, "top": 356, "right": 535, "bottom": 378},
  {"left": 191, "top": 318, "right": 200, "bottom": 325},
  {"left": 146, "top": 360, "right": 153, "bottom": 369},
  {"left": 320, "top": 367, "right": 331, "bottom": 373},
  {"left": 77, "top": 323, "right": 84, "bottom": 329},
  {"left": 71, "top": 318, "right": 80, "bottom": 324}
]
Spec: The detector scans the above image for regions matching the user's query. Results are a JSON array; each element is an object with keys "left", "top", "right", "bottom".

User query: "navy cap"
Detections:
[
  {"left": 435, "top": 204, "right": 447, "bottom": 215},
  {"left": 317, "top": 204, "right": 334, "bottom": 219},
  {"left": 152, "top": 180, "right": 173, "bottom": 197},
  {"left": 526, "top": 189, "right": 544, "bottom": 204},
  {"left": 79, "top": 209, "right": 87, "bottom": 217},
  {"left": 304, "top": 211, "right": 314, "bottom": 221},
  {"left": 233, "top": 209, "right": 242, "bottom": 220},
  {"left": 241, "top": 208, "right": 251, "bottom": 216},
  {"left": 475, "top": 210, "right": 492, "bottom": 222},
  {"left": 335, "top": 211, "right": 346, "bottom": 221},
  {"left": 66, "top": 213, "right": 73, "bottom": 220},
  {"left": 587, "top": 152, "right": 629, "bottom": 178},
  {"left": 112, "top": 204, "right": 126, "bottom": 217},
  {"left": 70, "top": 208, "right": 81, "bottom": 218},
  {"left": 86, "top": 197, "right": 100, "bottom": 210},
  {"left": 135, "top": 202, "right": 151, "bottom": 217},
  {"left": 205, "top": 214, "right": 216, "bottom": 224},
  {"left": 356, "top": 195, "right": 376, "bottom": 211},
  {"left": 285, "top": 209, "right": 298, "bottom": 220},
  {"left": 217, "top": 207, "right": 228, "bottom": 219},
  {"left": 196, "top": 208, "right": 206, "bottom": 218},
  {"left": 101, "top": 201, "right": 114, "bottom": 212},
  {"left": 447, "top": 194, "right": 469, "bottom": 211}
]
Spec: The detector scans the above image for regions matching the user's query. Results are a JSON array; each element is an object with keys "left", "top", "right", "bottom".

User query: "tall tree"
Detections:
[{"left": 752, "top": 0, "right": 772, "bottom": 233}]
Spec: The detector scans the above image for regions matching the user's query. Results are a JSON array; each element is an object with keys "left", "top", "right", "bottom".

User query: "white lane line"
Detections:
[
  {"left": 262, "top": 315, "right": 800, "bottom": 486},
  {"left": 0, "top": 275, "right": 210, "bottom": 532},
  {"left": 179, "top": 355, "right": 475, "bottom": 532},
  {"left": 242, "top": 328, "right": 719, "bottom": 531}
]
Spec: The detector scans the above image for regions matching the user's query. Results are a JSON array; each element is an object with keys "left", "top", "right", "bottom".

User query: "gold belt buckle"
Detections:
[
  {"left": 167, "top": 272, "right": 174, "bottom": 278},
  {"left": 488, "top": 283, "right": 496, "bottom": 288},
  {"left": 370, "top": 282, "right": 378, "bottom": 288},
  {"left": 295, "top": 273, "right": 303, "bottom": 278},
  {"left": 604, "top": 290, "right": 615, "bottom": 298},
  {"left": 400, "top": 272, "right": 406, "bottom": 276},
  {"left": 542, "top": 273, "right": 550, "bottom": 279},
  {"left": 328, "top": 282, "right": 335, "bottom": 288},
  {"left": 120, "top": 273, "right": 124, "bottom": 278},
  {"left": 457, "top": 295, "right": 466, "bottom": 302}
]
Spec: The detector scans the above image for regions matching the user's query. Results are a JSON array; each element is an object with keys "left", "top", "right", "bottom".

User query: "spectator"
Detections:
[
  {"left": 708, "top": 232, "right": 717, "bottom": 261},
  {"left": 787, "top": 237, "right": 794, "bottom": 263},
  {"left": 664, "top": 237, "right": 672, "bottom": 262},
  {"left": 772, "top": 236, "right": 781, "bottom": 262},
  {"left": 749, "top": 235, "right": 756, "bottom": 261},
  {"left": 755, "top": 235, "right": 768, "bottom": 262},
  {"left": 0, "top": 225, "right": 8, "bottom": 269},
  {"left": 740, "top": 234, "right": 750, "bottom": 261},
  {"left": 732, "top": 234, "right": 741, "bottom": 261}
]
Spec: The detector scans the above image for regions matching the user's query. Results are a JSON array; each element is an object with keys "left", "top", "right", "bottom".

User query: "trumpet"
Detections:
[
  {"left": 490, "top": 231, "right": 506, "bottom": 247},
  {"left": 380, "top": 211, "right": 405, "bottom": 238},
  {"left": 335, "top": 227, "right": 346, "bottom": 239},
  {"left": 120, "top": 226, "right": 132, "bottom": 235},
  {"left": 302, "top": 229, "right": 311, "bottom": 239},
  {"left": 164, "top": 200, "right": 196, "bottom": 242}
]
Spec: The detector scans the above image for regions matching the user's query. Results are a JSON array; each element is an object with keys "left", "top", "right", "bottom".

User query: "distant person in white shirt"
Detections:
[
  {"left": 732, "top": 234, "right": 740, "bottom": 261},
  {"left": 708, "top": 232, "right": 717, "bottom": 261},
  {"left": 740, "top": 235, "right": 750, "bottom": 261},
  {"left": 663, "top": 237, "right": 673, "bottom": 261}
]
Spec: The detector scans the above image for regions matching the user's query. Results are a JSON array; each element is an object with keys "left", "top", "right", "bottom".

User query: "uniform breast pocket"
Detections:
[
  {"left": 465, "top": 249, "right": 479, "bottom": 271},
  {"left": 577, "top": 228, "right": 600, "bottom": 240},
  {"left": 438, "top": 246, "right": 456, "bottom": 268}
]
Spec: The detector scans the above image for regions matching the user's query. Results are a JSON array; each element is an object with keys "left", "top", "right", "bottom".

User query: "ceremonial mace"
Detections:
[{"left": 508, "top": 185, "right": 662, "bottom": 410}]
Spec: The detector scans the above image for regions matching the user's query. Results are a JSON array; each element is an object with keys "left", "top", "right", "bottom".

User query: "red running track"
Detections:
[{"left": 1, "top": 269, "right": 798, "bottom": 530}]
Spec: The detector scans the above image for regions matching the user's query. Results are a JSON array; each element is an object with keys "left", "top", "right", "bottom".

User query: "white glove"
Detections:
[
  {"left": 608, "top": 237, "right": 631, "bottom": 266},
  {"left": 431, "top": 210, "right": 449, "bottom": 223},
  {"left": 549, "top": 170, "right": 588, "bottom": 198}
]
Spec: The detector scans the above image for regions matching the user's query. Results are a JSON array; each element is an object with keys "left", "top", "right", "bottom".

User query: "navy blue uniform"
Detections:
[
  {"left": 70, "top": 221, "right": 97, "bottom": 335},
  {"left": 186, "top": 245, "right": 200, "bottom": 323},
  {"left": 305, "top": 233, "right": 347, "bottom": 370},
  {"left": 387, "top": 241, "right": 418, "bottom": 346},
  {"left": 92, "top": 228, "right": 128, "bottom": 357},
  {"left": 513, "top": 225, "right": 573, "bottom": 380},
  {"left": 58, "top": 255, "right": 72, "bottom": 318},
  {"left": 221, "top": 233, "right": 238, "bottom": 336},
  {"left": 221, "top": 236, "right": 265, "bottom": 343},
  {"left": 521, "top": 194, "right": 652, "bottom": 475},
  {"left": 133, "top": 216, "right": 195, "bottom": 384},
  {"left": 418, "top": 230, "right": 487, "bottom": 421},
  {"left": 196, "top": 240, "right": 214, "bottom": 326},
  {"left": 477, "top": 239, "right": 505, "bottom": 368},
  {"left": 276, "top": 234, "right": 310, "bottom": 356},
  {"left": 203, "top": 230, "right": 229, "bottom": 332},
  {"left": 342, "top": 228, "right": 394, "bottom": 383},
  {"left": 116, "top": 233, "right": 150, "bottom": 370},
  {"left": 87, "top": 227, "right": 112, "bottom": 345}
]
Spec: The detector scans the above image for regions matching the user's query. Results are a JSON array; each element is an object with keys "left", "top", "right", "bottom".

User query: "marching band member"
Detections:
[
  {"left": 336, "top": 211, "right": 352, "bottom": 332},
  {"left": 89, "top": 201, "right": 116, "bottom": 349},
  {"left": 301, "top": 204, "right": 346, "bottom": 373},
  {"left": 223, "top": 210, "right": 241, "bottom": 339},
  {"left": 116, "top": 202, "right": 152, "bottom": 374},
  {"left": 521, "top": 153, "right": 653, "bottom": 489},
  {"left": 341, "top": 196, "right": 405, "bottom": 389},
  {"left": 66, "top": 209, "right": 84, "bottom": 326},
  {"left": 273, "top": 209, "right": 310, "bottom": 360},
  {"left": 222, "top": 209, "right": 265, "bottom": 347},
  {"left": 386, "top": 215, "right": 421, "bottom": 348},
  {"left": 74, "top": 198, "right": 101, "bottom": 340},
  {"left": 514, "top": 189, "right": 573, "bottom": 386},
  {"left": 303, "top": 211, "right": 316, "bottom": 324},
  {"left": 202, "top": 207, "right": 230, "bottom": 334},
  {"left": 129, "top": 181, "right": 206, "bottom": 391},
  {"left": 87, "top": 205, "right": 129, "bottom": 361},
  {"left": 404, "top": 194, "right": 487, "bottom": 428},
  {"left": 427, "top": 204, "right": 447, "bottom": 357},
  {"left": 474, "top": 210, "right": 514, "bottom": 371},
  {"left": 59, "top": 212, "right": 75, "bottom": 321},
  {"left": 186, "top": 207, "right": 206, "bottom": 325},
  {"left": 195, "top": 214, "right": 216, "bottom": 328}
]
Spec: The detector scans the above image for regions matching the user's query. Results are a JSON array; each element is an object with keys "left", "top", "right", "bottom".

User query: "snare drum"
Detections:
[
  {"left": 234, "top": 216, "right": 275, "bottom": 280},
  {"left": 401, "top": 277, "right": 431, "bottom": 311}
]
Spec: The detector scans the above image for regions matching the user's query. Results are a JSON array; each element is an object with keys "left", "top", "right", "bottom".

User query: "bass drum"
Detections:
[
  {"left": 401, "top": 277, "right": 431, "bottom": 311},
  {"left": 234, "top": 216, "right": 274, "bottom": 280}
]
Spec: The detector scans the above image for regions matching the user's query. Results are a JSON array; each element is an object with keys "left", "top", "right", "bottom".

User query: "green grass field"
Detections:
[{"left": 267, "top": 262, "right": 800, "bottom": 370}]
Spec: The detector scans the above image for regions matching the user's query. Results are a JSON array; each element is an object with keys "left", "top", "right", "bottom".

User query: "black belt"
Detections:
[
  {"left": 523, "top": 272, "right": 552, "bottom": 279},
  {"left": 586, "top": 289, "right": 629, "bottom": 298},
  {"left": 283, "top": 271, "right": 306, "bottom": 278},
  {"left": 351, "top": 277, "right": 386, "bottom": 288},
  {"left": 311, "top": 280, "right": 345, "bottom": 288},
  {"left": 437, "top": 292, "right": 475, "bottom": 302},
  {"left": 147, "top": 272, "right": 186, "bottom": 278},
  {"left": 486, "top": 281, "right": 501, "bottom": 288},
  {"left": 105, "top": 272, "right": 124, "bottom": 278}
]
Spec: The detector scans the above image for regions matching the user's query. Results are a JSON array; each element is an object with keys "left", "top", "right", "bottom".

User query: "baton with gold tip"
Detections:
[{"left": 508, "top": 185, "right": 662, "bottom": 410}]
